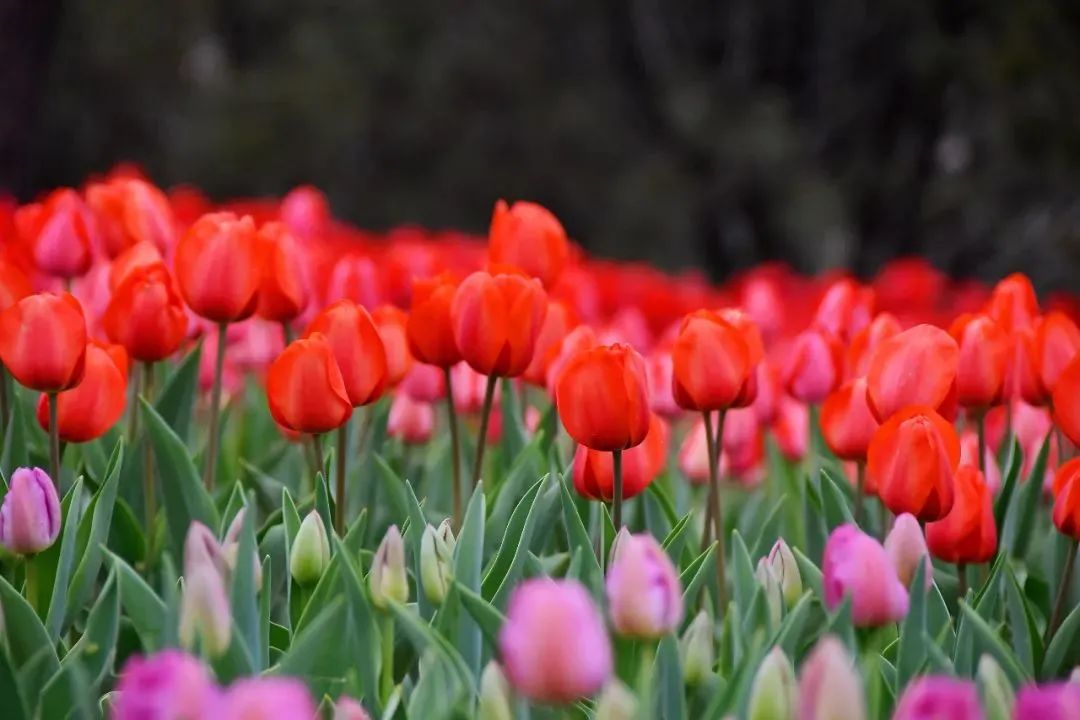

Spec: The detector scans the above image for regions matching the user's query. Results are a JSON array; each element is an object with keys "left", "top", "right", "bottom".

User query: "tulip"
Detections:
[
  {"left": 174, "top": 212, "right": 262, "bottom": 323},
  {"left": 35, "top": 340, "right": 127, "bottom": 444},
  {"left": 16, "top": 188, "right": 94, "bottom": 279},
  {"left": 179, "top": 557, "right": 231, "bottom": 658},
  {"left": 1003, "top": 326, "right": 1046, "bottom": 406},
  {"left": 1013, "top": 683, "right": 1080, "bottom": 720},
  {"left": 0, "top": 292, "right": 87, "bottom": 393},
  {"left": 976, "top": 656, "right": 1014, "bottom": 720},
  {"left": 219, "top": 678, "right": 317, "bottom": 720},
  {"left": 770, "top": 396, "right": 807, "bottom": 463},
  {"left": 960, "top": 430, "right": 1001, "bottom": 493},
  {"left": 545, "top": 323, "right": 599, "bottom": 392},
  {"left": 387, "top": 392, "right": 435, "bottom": 444},
  {"left": 522, "top": 299, "right": 575, "bottom": 387},
  {"left": 112, "top": 650, "right": 219, "bottom": 720},
  {"left": 813, "top": 278, "right": 874, "bottom": 342},
  {"left": 949, "top": 313, "right": 1009, "bottom": 410},
  {"left": 680, "top": 611, "right": 714, "bottom": 686},
  {"left": 86, "top": 177, "right": 175, "bottom": 257},
  {"left": 892, "top": 677, "right": 983, "bottom": 720},
  {"left": 845, "top": 312, "right": 902, "bottom": 379},
  {"left": 1053, "top": 355, "right": 1080, "bottom": 449},
  {"left": 746, "top": 647, "right": 797, "bottom": 720},
  {"left": 489, "top": 199, "right": 570, "bottom": 289},
  {"left": 325, "top": 254, "right": 383, "bottom": 309},
  {"left": 0, "top": 261, "right": 30, "bottom": 313},
  {"left": 646, "top": 348, "right": 681, "bottom": 418},
  {"left": 370, "top": 525, "right": 409, "bottom": 609},
  {"left": 334, "top": 696, "right": 373, "bottom": 720},
  {"left": 756, "top": 557, "right": 783, "bottom": 628},
  {"left": 573, "top": 413, "right": 668, "bottom": 503},
  {"left": 266, "top": 334, "right": 352, "bottom": 434},
  {"left": 867, "top": 406, "right": 960, "bottom": 522},
  {"left": 926, "top": 465, "right": 997, "bottom": 566},
  {"left": 255, "top": 221, "right": 309, "bottom": 326},
  {"left": 798, "top": 635, "right": 865, "bottom": 720},
  {"left": 290, "top": 511, "right": 330, "bottom": 586},
  {"left": 305, "top": 300, "right": 388, "bottom": 408},
  {"left": 820, "top": 378, "right": 878, "bottom": 462},
  {"left": 184, "top": 521, "right": 228, "bottom": 579},
  {"left": 0, "top": 467, "right": 61, "bottom": 555},
  {"left": 221, "top": 508, "right": 263, "bottom": 590},
  {"left": 671, "top": 309, "right": 752, "bottom": 412},
  {"left": 717, "top": 308, "right": 765, "bottom": 407},
  {"left": 782, "top": 327, "right": 844, "bottom": 404},
  {"left": 372, "top": 305, "right": 414, "bottom": 387},
  {"left": 884, "top": 513, "right": 933, "bottom": 590},
  {"left": 822, "top": 524, "right": 909, "bottom": 626},
  {"left": 594, "top": 680, "right": 637, "bottom": 720},
  {"left": 478, "top": 662, "right": 514, "bottom": 720},
  {"left": 986, "top": 272, "right": 1039, "bottom": 333},
  {"left": 1036, "top": 312, "right": 1080, "bottom": 394},
  {"left": 677, "top": 418, "right": 710, "bottom": 485},
  {"left": 103, "top": 262, "right": 189, "bottom": 362},
  {"left": 407, "top": 273, "right": 462, "bottom": 369},
  {"left": 767, "top": 538, "right": 803, "bottom": 607},
  {"left": 498, "top": 578, "right": 612, "bottom": 704},
  {"left": 109, "top": 240, "right": 163, "bottom": 292},
  {"left": 605, "top": 533, "right": 683, "bottom": 637},
  {"left": 866, "top": 324, "right": 959, "bottom": 422},
  {"left": 399, "top": 363, "right": 445, "bottom": 403},
  {"left": 420, "top": 520, "right": 455, "bottom": 605}
]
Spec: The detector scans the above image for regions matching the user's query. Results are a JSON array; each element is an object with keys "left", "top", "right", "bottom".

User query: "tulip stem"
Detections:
[
  {"left": 379, "top": 613, "right": 395, "bottom": 704},
  {"left": 47, "top": 392, "right": 60, "bottom": 485},
  {"left": 23, "top": 556, "right": 39, "bottom": 613},
  {"left": 855, "top": 461, "right": 865, "bottom": 528},
  {"left": 703, "top": 409, "right": 728, "bottom": 612},
  {"left": 281, "top": 321, "right": 295, "bottom": 346},
  {"left": 128, "top": 364, "right": 142, "bottom": 442},
  {"left": 0, "top": 363, "right": 9, "bottom": 439},
  {"left": 309, "top": 434, "right": 323, "bottom": 478},
  {"left": 472, "top": 374, "right": 498, "bottom": 488},
  {"left": 143, "top": 362, "right": 157, "bottom": 552},
  {"left": 335, "top": 423, "right": 348, "bottom": 536},
  {"left": 1045, "top": 540, "right": 1078, "bottom": 646},
  {"left": 976, "top": 412, "right": 987, "bottom": 474},
  {"left": 203, "top": 323, "right": 228, "bottom": 490},
  {"left": 956, "top": 563, "right": 967, "bottom": 601},
  {"left": 443, "top": 367, "right": 463, "bottom": 529},
  {"left": 612, "top": 448, "right": 624, "bottom": 530}
]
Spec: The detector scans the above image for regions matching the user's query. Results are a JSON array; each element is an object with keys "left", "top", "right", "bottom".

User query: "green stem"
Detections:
[
  {"left": 203, "top": 322, "right": 228, "bottom": 489},
  {"left": 143, "top": 362, "right": 157, "bottom": 555},
  {"left": 380, "top": 613, "right": 395, "bottom": 703},
  {"left": 976, "top": 411, "right": 987, "bottom": 474},
  {"left": 309, "top": 434, "right": 323, "bottom": 479},
  {"left": 703, "top": 409, "right": 728, "bottom": 613},
  {"left": 1045, "top": 540, "right": 1078, "bottom": 647},
  {"left": 472, "top": 374, "right": 498, "bottom": 488},
  {"left": 444, "top": 367, "right": 463, "bottom": 529},
  {"left": 47, "top": 392, "right": 61, "bottom": 485},
  {"left": 281, "top": 321, "right": 295, "bottom": 346},
  {"left": 24, "top": 555, "right": 39, "bottom": 613},
  {"left": 335, "top": 423, "right": 348, "bottom": 535},
  {"left": 956, "top": 563, "right": 967, "bottom": 602},
  {"left": 612, "top": 448, "right": 624, "bottom": 530},
  {"left": 0, "top": 363, "right": 9, "bottom": 440},
  {"left": 128, "top": 362, "right": 142, "bottom": 443}
]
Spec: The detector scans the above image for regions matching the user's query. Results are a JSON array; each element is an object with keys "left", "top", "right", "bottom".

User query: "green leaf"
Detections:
[
  {"left": 749, "top": 495, "right": 788, "bottom": 559},
  {"left": 454, "top": 482, "right": 486, "bottom": 679},
  {"left": 481, "top": 476, "right": 544, "bottom": 601},
  {"left": 143, "top": 399, "right": 219, "bottom": 553},
  {"left": 108, "top": 550, "right": 166, "bottom": 650},
  {"left": 331, "top": 535, "right": 381, "bottom": 704},
  {"left": 228, "top": 503, "right": 260, "bottom": 673},
  {"left": 731, "top": 531, "right": 756, "bottom": 616},
  {"left": 275, "top": 597, "right": 350, "bottom": 682},
  {"left": 680, "top": 543, "right": 717, "bottom": 607},
  {"left": 896, "top": 560, "right": 928, "bottom": 691},
  {"left": 819, "top": 467, "right": 855, "bottom": 530},
  {"left": 1, "top": 389, "right": 33, "bottom": 470},
  {"left": 456, "top": 582, "right": 506, "bottom": 648},
  {"left": 557, "top": 470, "right": 602, "bottom": 595},
  {"left": 388, "top": 602, "right": 473, "bottom": 690},
  {"left": 315, "top": 470, "right": 334, "bottom": 536},
  {"left": 155, "top": 343, "right": 203, "bottom": 441},
  {"left": 259, "top": 557, "right": 271, "bottom": 670},
  {"left": 498, "top": 377, "right": 528, "bottom": 466},
  {"left": 993, "top": 437, "right": 1022, "bottom": 531},
  {"left": 1006, "top": 433, "right": 1050, "bottom": 558},
  {"left": 485, "top": 440, "right": 544, "bottom": 554},
  {"left": 0, "top": 574, "right": 59, "bottom": 708},
  {"left": 792, "top": 546, "right": 824, "bottom": 600},
  {"left": 407, "top": 649, "right": 466, "bottom": 720},
  {"left": 772, "top": 592, "right": 813, "bottom": 658},
  {"left": 1043, "top": 601, "right": 1080, "bottom": 678},
  {"left": 0, "top": 644, "right": 29, "bottom": 720},
  {"left": 41, "top": 478, "right": 84, "bottom": 637},
  {"left": 1004, "top": 564, "right": 1039, "bottom": 677},
  {"left": 958, "top": 601, "right": 1029, "bottom": 686},
  {"left": 656, "top": 634, "right": 687, "bottom": 720}
]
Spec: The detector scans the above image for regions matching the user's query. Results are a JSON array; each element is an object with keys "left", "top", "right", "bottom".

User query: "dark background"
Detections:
[{"left": 5, "top": 1, "right": 1080, "bottom": 289}]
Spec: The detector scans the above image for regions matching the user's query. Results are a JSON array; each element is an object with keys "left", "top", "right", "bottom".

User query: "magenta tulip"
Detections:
[
  {"left": 823, "top": 524, "right": 909, "bottom": 626},
  {"left": 113, "top": 650, "right": 220, "bottom": 720},
  {"left": 219, "top": 677, "right": 317, "bottom": 720},
  {"left": 893, "top": 677, "right": 983, "bottom": 720},
  {"left": 1014, "top": 683, "right": 1080, "bottom": 720}
]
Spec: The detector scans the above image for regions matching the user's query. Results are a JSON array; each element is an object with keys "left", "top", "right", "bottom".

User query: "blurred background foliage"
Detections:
[{"left": 4, "top": 0, "right": 1080, "bottom": 288}]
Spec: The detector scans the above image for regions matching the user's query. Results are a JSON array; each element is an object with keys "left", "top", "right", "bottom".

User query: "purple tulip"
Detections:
[
  {"left": 218, "top": 677, "right": 317, "bottom": 719},
  {"left": 605, "top": 533, "right": 683, "bottom": 637},
  {"left": 893, "top": 677, "right": 984, "bottom": 720},
  {"left": 823, "top": 524, "right": 909, "bottom": 626},
  {"left": 499, "top": 578, "right": 613, "bottom": 704},
  {"left": 1014, "top": 683, "right": 1080, "bottom": 720},
  {"left": 0, "top": 467, "right": 60, "bottom": 555},
  {"left": 112, "top": 649, "right": 219, "bottom": 720}
]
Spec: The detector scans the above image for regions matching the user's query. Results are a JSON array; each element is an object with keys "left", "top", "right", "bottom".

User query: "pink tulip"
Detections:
[
  {"left": 387, "top": 393, "right": 435, "bottom": 444},
  {"left": 399, "top": 363, "right": 445, "bottom": 403},
  {"left": 959, "top": 430, "right": 1001, "bottom": 493},
  {"left": 334, "top": 696, "right": 373, "bottom": 720},
  {"left": 325, "top": 254, "right": 382, "bottom": 309},
  {"left": 218, "top": 677, "right": 317, "bottom": 720},
  {"left": 782, "top": 328, "right": 843, "bottom": 404},
  {"left": 677, "top": 419, "right": 710, "bottom": 486},
  {"left": 450, "top": 361, "right": 498, "bottom": 414},
  {"left": 823, "top": 524, "right": 909, "bottom": 626},
  {"left": 646, "top": 349, "right": 681, "bottom": 418},
  {"left": 798, "top": 635, "right": 865, "bottom": 720},
  {"left": 892, "top": 677, "right": 983, "bottom": 720},
  {"left": 113, "top": 650, "right": 219, "bottom": 720},
  {"left": 499, "top": 578, "right": 612, "bottom": 704},
  {"left": 884, "top": 513, "right": 933, "bottom": 589},
  {"left": 0, "top": 467, "right": 61, "bottom": 555},
  {"left": 606, "top": 534, "right": 683, "bottom": 637},
  {"left": 1014, "top": 683, "right": 1080, "bottom": 720}
]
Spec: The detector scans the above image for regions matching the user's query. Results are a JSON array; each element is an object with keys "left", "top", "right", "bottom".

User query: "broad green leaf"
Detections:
[
  {"left": 275, "top": 597, "right": 350, "bottom": 682},
  {"left": 485, "top": 440, "right": 544, "bottom": 553},
  {"left": 108, "top": 550, "right": 166, "bottom": 650},
  {"left": 1042, "top": 600, "right": 1080, "bottom": 678},
  {"left": 992, "top": 437, "right": 1022, "bottom": 531},
  {"left": 481, "top": 476, "right": 544, "bottom": 601},
  {"left": 498, "top": 377, "right": 528, "bottom": 467},
  {"left": 959, "top": 602, "right": 1029, "bottom": 686},
  {"left": 388, "top": 602, "right": 473, "bottom": 690},
  {"left": 259, "top": 557, "right": 271, "bottom": 669},
  {"left": 41, "top": 478, "right": 84, "bottom": 636},
  {"left": 773, "top": 592, "right": 813, "bottom": 658},
  {"left": 229, "top": 504, "right": 260, "bottom": 672},
  {"left": 155, "top": 343, "right": 203, "bottom": 441},
  {"left": 1006, "top": 433, "right": 1050, "bottom": 558},
  {"left": 819, "top": 467, "right": 855, "bottom": 530},
  {"left": 456, "top": 582, "right": 506, "bottom": 648},
  {"left": 656, "top": 634, "right": 687, "bottom": 720},
  {"left": 0, "top": 574, "right": 59, "bottom": 708},
  {"left": 731, "top": 531, "right": 756, "bottom": 616},
  {"left": 896, "top": 560, "right": 928, "bottom": 691},
  {"left": 454, "top": 482, "right": 486, "bottom": 678},
  {"left": 681, "top": 543, "right": 717, "bottom": 607},
  {"left": 792, "top": 546, "right": 824, "bottom": 600},
  {"left": 1004, "top": 564, "right": 1039, "bottom": 677},
  {"left": 332, "top": 535, "right": 381, "bottom": 705},
  {"left": 557, "top": 471, "right": 602, "bottom": 595},
  {"left": 749, "top": 495, "right": 788, "bottom": 559},
  {"left": 0, "top": 645, "right": 28, "bottom": 720},
  {"left": 407, "top": 649, "right": 465, "bottom": 720}
]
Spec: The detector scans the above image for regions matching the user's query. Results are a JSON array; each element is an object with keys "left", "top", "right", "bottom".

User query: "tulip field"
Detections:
[{"left": 4, "top": 175, "right": 1080, "bottom": 720}]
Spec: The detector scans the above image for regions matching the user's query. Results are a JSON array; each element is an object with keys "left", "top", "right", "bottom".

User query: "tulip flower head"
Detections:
[
  {"left": 488, "top": 199, "right": 570, "bottom": 289},
  {"left": 1052, "top": 458, "right": 1080, "bottom": 540},
  {"left": 868, "top": 406, "right": 960, "bottom": 522},
  {"left": 679, "top": 612, "right": 714, "bottom": 686},
  {"left": 0, "top": 467, "right": 61, "bottom": 555},
  {"left": 926, "top": 465, "right": 997, "bottom": 564},
  {"left": 782, "top": 327, "right": 844, "bottom": 404},
  {"left": 798, "top": 635, "right": 866, "bottom": 720},
  {"left": 866, "top": 324, "right": 959, "bottom": 422},
  {"left": 820, "top": 378, "right": 879, "bottom": 461},
  {"left": 407, "top": 273, "right": 462, "bottom": 369},
  {"left": 884, "top": 513, "right": 933, "bottom": 589},
  {"left": 372, "top": 305, "right": 414, "bottom": 387},
  {"left": 219, "top": 677, "right": 318, "bottom": 720},
  {"left": 767, "top": 538, "right": 804, "bottom": 607},
  {"left": 892, "top": 677, "right": 983, "bottom": 720},
  {"left": 35, "top": 340, "right": 128, "bottom": 443},
  {"left": 986, "top": 272, "right": 1039, "bottom": 333},
  {"left": 420, "top": 520, "right": 456, "bottom": 605},
  {"left": 0, "top": 292, "right": 87, "bottom": 393},
  {"left": 556, "top": 343, "right": 651, "bottom": 452},
  {"left": 672, "top": 309, "right": 752, "bottom": 411},
  {"left": 333, "top": 696, "right": 373, "bottom": 720},
  {"left": 290, "top": 511, "right": 331, "bottom": 586},
  {"left": 478, "top": 662, "right": 514, "bottom": 720},
  {"left": 17, "top": 188, "right": 94, "bottom": 279},
  {"left": 112, "top": 650, "right": 219, "bottom": 720},
  {"left": 605, "top": 533, "right": 683, "bottom": 637},
  {"left": 174, "top": 212, "right": 263, "bottom": 323},
  {"left": 823, "top": 524, "right": 909, "bottom": 626},
  {"left": 387, "top": 392, "right": 435, "bottom": 444},
  {"left": 370, "top": 524, "right": 409, "bottom": 609},
  {"left": 304, "top": 300, "right": 388, "bottom": 407},
  {"left": 573, "top": 413, "right": 668, "bottom": 501},
  {"left": 747, "top": 647, "right": 797, "bottom": 720},
  {"left": 949, "top": 313, "right": 1009, "bottom": 410},
  {"left": 255, "top": 221, "right": 309, "bottom": 324},
  {"left": 86, "top": 177, "right": 176, "bottom": 257},
  {"left": 266, "top": 334, "right": 353, "bottom": 434},
  {"left": 104, "top": 262, "right": 189, "bottom": 362},
  {"left": 1013, "top": 682, "right": 1080, "bottom": 720}
]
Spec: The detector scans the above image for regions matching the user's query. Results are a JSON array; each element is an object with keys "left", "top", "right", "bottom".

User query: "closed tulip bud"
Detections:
[
  {"left": 420, "top": 520, "right": 455, "bottom": 605},
  {"left": 179, "top": 560, "right": 231, "bottom": 657},
  {"left": 556, "top": 343, "right": 650, "bottom": 451},
  {"left": 680, "top": 611, "right": 714, "bottom": 686},
  {"left": 0, "top": 292, "right": 87, "bottom": 392},
  {"left": 0, "top": 262, "right": 31, "bottom": 314},
  {"left": 0, "top": 467, "right": 61, "bottom": 554},
  {"left": 893, "top": 677, "right": 982, "bottom": 720},
  {"left": 949, "top": 313, "right": 1009, "bottom": 409},
  {"left": 523, "top": 299, "right": 575, "bottom": 387},
  {"left": 174, "top": 212, "right": 263, "bottom": 323},
  {"left": 1053, "top": 355, "right": 1080, "bottom": 449},
  {"left": 823, "top": 524, "right": 909, "bottom": 627},
  {"left": 35, "top": 341, "right": 127, "bottom": 443},
  {"left": 103, "top": 262, "right": 189, "bottom": 362},
  {"left": 451, "top": 268, "right": 548, "bottom": 378},
  {"left": 370, "top": 525, "right": 408, "bottom": 609},
  {"left": 545, "top": 324, "right": 599, "bottom": 393},
  {"left": 866, "top": 324, "right": 959, "bottom": 422},
  {"left": 573, "top": 413, "right": 668, "bottom": 501},
  {"left": 372, "top": 305, "right": 414, "bottom": 387},
  {"left": 1052, "top": 461, "right": 1080, "bottom": 540},
  {"left": 290, "top": 511, "right": 330, "bottom": 586},
  {"left": 108, "top": 240, "right": 163, "bottom": 292},
  {"left": 498, "top": 578, "right": 612, "bottom": 703},
  {"left": 926, "top": 466, "right": 997, "bottom": 564},
  {"left": 221, "top": 509, "right": 263, "bottom": 590},
  {"left": 845, "top": 312, "right": 902, "bottom": 379},
  {"left": 756, "top": 558, "right": 783, "bottom": 628},
  {"left": 672, "top": 310, "right": 752, "bottom": 411},
  {"left": 986, "top": 272, "right": 1039, "bottom": 333},
  {"left": 608, "top": 526, "right": 633, "bottom": 568},
  {"left": 884, "top": 513, "right": 933, "bottom": 589},
  {"left": 407, "top": 273, "right": 462, "bottom": 369},
  {"left": 595, "top": 680, "right": 637, "bottom": 720},
  {"left": 977, "top": 656, "right": 1014, "bottom": 720},
  {"left": 16, "top": 189, "right": 94, "bottom": 278},
  {"left": 782, "top": 328, "right": 844, "bottom": 404},
  {"left": 113, "top": 650, "right": 220, "bottom": 720},
  {"left": 767, "top": 538, "right": 803, "bottom": 608},
  {"left": 488, "top": 199, "right": 570, "bottom": 289},
  {"left": 820, "top": 378, "right": 879, "bottom": 462},
  {"left": 333, "top": 696, "right": 372, "bottom": 720},
  {"left": 478, "top": 662, "right": 514, "bottom": 720},
  {"left": 305, "top": 300, "right": 388, "bottom": 407},
  {"left": 86, "top": 177, "right": 175, "bottom": 257},
  {"left": 266, "top": 334, "right": 353, "bottom": 434},
  {"left": 1014, "top": 683, "right": 1080, "bottom": 720},
  {"left": 747, "top": 647, "right": 797, "bottom": 720},
  {"left": 606, "top": 533, "right": 683, "bottom": 637},
  {"left": 813, "top": 278, "right": 874, "bottom": 343},
  {"left": 255, "top": 222, "right": 308, "bottom": 324},
  {"left": 798, "top": 635, "right": 865, "bottom": 720},
  {"left": 1036, "top": 312, "right": 1080, "bottom": 394}
]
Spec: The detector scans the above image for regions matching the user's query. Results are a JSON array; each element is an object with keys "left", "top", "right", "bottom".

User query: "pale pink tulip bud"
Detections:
[
  {"left": 768, "top": 538, "right": 803, "bottom": 607},
  {"left": 219, "top": 677, "right": 317, "bottom": 720},
  {"left": 333, "top": 696, "right": 372, "bottom": 720},
  {"left": 605, "top": 533, "right": 683, "bottom": 638},
  {"left": 0, "top": 467, "right": 60, "bottom": 555},
  {"left": 823, "top": 524, "right": 909, "bottom": 627},
  {"left": 179, "top": 559, "right": 231, "bottom": 657},
  {"left": 183, "top": 521, "right": 227, "bottom": 578},
  {"left": 222, "top": 508, "right": 263, "bottom": 590},
  {"left": 884, "top": 513, "right": 933, "bottom": 589},
  {"left": 893, "top": 677, "right": 983, "bottom": 720},
  {"left": 370, "top": 524, "right": 408, "bottom": 609},
  {"left": 756, "top": 558, "right": 783, "bottom": 629},
  {"left": 798, "top": 635, "right": 865, "bottom": 720},
  {"left": 747, "top": 647, "right": 797, "bottom": 720},
  {"left": 595, "top": 680, "right": 637, "bottom": 720},
  {"left": 498, "top": 578, "right": 612, "bottom": 704},
  {"left": 478, "top": 662, "right": 513, "bottom": 720},
  {"left": 420, "top": 520, "right": 455, "bottom": 605}
]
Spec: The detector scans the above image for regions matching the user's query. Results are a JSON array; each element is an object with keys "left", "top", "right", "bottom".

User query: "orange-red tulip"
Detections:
[
  {"left": 868, "top": 406, "right": 960, "bottom": 522},
  {"left": 770, "top": 395, "right": 808, "bottom": 464},
  {"left": 109, "top": 241, "right": 163, "bottom": 292},
  {"left": 16, "top": 189, "right": 94, "bottom": 279},
  {"left": 717, "top": 308, "right": 764, "bottom": 407},
  {"left": 1035, "top": 311, "right": 1080, "bottom": 395},
  {"left": 35, "top": 341, "right": 127, "bottom": 443},
  {"left": 174, "top": 212, "right": 262, "bottom": 323},
  {"left": 304, "top": 300, "right": 388, "bottom": 407},
  {"left": 925, "top": 465, "right": 996, "bottom": 564},
  {"left": 523, "top": 300, "right": 575, "bottom": 387},
  {"left": 0, "top": 292, "right": 87, "bottom": 392},
  {"left": 866, "top": 324, "right": 959, "bottom": 422},
  {"left": 821, "top": 378, "right": 879, "bottom": 461},
  {"left": 488, "top": 200, "right": 569, "bottom": 289},
  {"left": 572, "top": 414, "right": 668, "bottom": 501},
  {"left": 325, "top": 255, "right": 382, "bottom": 309},
  {"left": 985, "top": 272, "right": 1039, "bottom": 333},
  {"left": 671, "top": 310, "right": 751, "bottom": 411},
  {"left": 948, "top": 313, "right": 1008, "bottom": 410},
  {"left": 556, "top": 343, "right": 650, "bottom": 451},
  {"left": 845, "top": 312, "right": 902, "bottom": 379},
  {"left": 1003, "top": 326, "right": 1046, "bottom": 406},
  {"left": 545, "top": 325, "right": 599, "bottom": 394},
  {"left": 86, "top": 177, "right": 175, "bottom": 257},
  {"left": 0, "top": 262, "right": 31, "bottom": 312},
  {"left": 103, "top": 262, "right": 189, "bottom": 362},
  {"left": 407, "top": 273, "right": 462, "bottom": 369},
  {"left": 1053, "top": 464, "right": 1080, "bottom": 540},
  {"left": 813, "top": 278, "right": 874, "bottom": 343},
  {"left": 371, "top": 305, "right": 414, "bottom": 387},
  {"left": 1052, "top": 355, "right": 1080, "bottom": 448},
  {"left": 782, "top": 328, "right": 844, "bottom": 404},
  {"left": 266, "top": 333, "right": 352, "bottom": 434},
  {"left": 450, "top": 268, "right": 548, "bottom": 378},
  {"left": 255, "top": 222, "right": 308, "bottom": 324}
]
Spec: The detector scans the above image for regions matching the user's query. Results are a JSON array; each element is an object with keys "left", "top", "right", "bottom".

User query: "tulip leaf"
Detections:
[
  {"left": 454, "top": 481, "right": 486, "bottom": 678},
  {"left": 921, "top": 631, "right": 955, "bottom": 675},
  {"left": 282, "top": 487, "right": 302, "bottom": 631},
  {"left": 485, "top": 437, "right": 544, "bottom": 552},
  {"left": 826, "top": 595, "right": 857, "bottom": 653},
  {"left": 0, "top": 643, "right": 29, "bottom": 720},
  {"left": 154, "top": 342, "right": 203, "bottom": 442},
  {"left": 498, "top": 377, "right": 528, "bottom": 468},
  {"left": 407, "top": 648, "right": 466, "bottom": 720},
  {"left": 647, "top": 480, "right": 681, "bottom": 530},
  {"left": 331, "top": 534, "right": 381, "bottom": 704},
  {"left": 655, "top": 633, "right": 687, "bottom": 720},
  {"left": 107, "top": 549, "right": 167, "bottom": 650},
  {"left": 680, "top": 543, "right": 717, "bottom": 607},
  {"left": 388, "top": 601, "right": 473, "bottom": 691},
  {"left": 791, "top": 545, "right": 824, "bottom": 600},
  {"left": 142, "top": 399, "right": 219, "bottom": 553},
  {"left": 773, "top": 591, "right": 813, "bottom": 658},
  {"left": 0, "top": 573, "right": 60, "bottom": 707},
  {"left": 274, "top": 596, "right": 350, "bottom": 684},
  {"left": 661, "top": 512, "right": 693, "bottom": 557},
  {"left": 481, "top": 475, "right": 544, "bottom": 601},
  {"left": 557, "top": 471, "right": 602, "bottom": 595},
  {"left": 926, "top": 580, "right": 955, "bottom": 649},
  {"left": 456, "top": 582, "right": 506, "bottom": 648},
  {"left": 819, "top": 467, "right": 855, "bottom": 530},
  {"left": 315, "top": 469, "right": 334, "bottom": 537},
  {"left": 294, "top": 549, "right": 343, "bottom": 634},
  {"left": 1004, "top": 563, "right": 1040, "bottom": 677},
  {"left": 229, "top": 502, "right": 261, "bottom": 673},
  {"left": 992, "top": 437, "right": 1022, "bottom": 532},
  {"left": 39, "top": 478, "right": 84, "bottom": 636},
  {"left": 896, "top": 560, "right": 928, "bottom": 691},
  {"left": 1005, "top": 432, "right": 1050, "bottom": 558},
  {"left": 958, "top": 601, "right": 1029, "bottom": 685},
  {"left": 1042, "top": 599, "right": 1080, "bottom": 678},
  {"left": 749, "top": 495, "right": 788, "bottom": 559},
  {"left": 1, "top": 389, "right": 34, "bottom": 471},
  {"left": 731, "top": 531, "right": 757, "bottom": 617}
]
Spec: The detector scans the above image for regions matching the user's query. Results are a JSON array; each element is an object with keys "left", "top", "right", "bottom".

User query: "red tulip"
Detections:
[
  {"left": 1003, "top": 326, "right": 1046, "bottom": 406},
  {"left": 866, "top": 324, "right": 959, "bottom": 422},
  {"left": 325, "top": 255, "right": 382, "bottom": 310},
  {"left": 717, "top": 308, "right": 764, "bottom": 407},
  {"left": 985, "top": 272, "right": 1039, "bottom": 333},
  {"left": 266, "top": 334, "right": 352, "bottom": 434},
  {"left": 174, "top": 213, "right": 262, "bottom": 323},
  {"left": 109, "top": 241, "right": 163, "bottom": 292},
  {"left": 1053, "top": 459, "right": 1080, "bottom": 539},
  {"left": 407, "top": 273, "right": 462, "bottom": 369},
  {"left": 782, "top": 328, "right": 844, "bottom": 404},
  {"left": 820, "top": 378, "right": 878, "bottom": 461},
  {"left": 522, "top": 300, "right": 575, "bottom": 387},
  {"left": 845, "top": 312, "right": 902, "bottom": 379},
  {"left": 671, "top": 310, "right": 752, "bottom": 411},
  {"left": 304, "top": 300, "right": 388, "bottom": 407},
  {"left": 925, "top": 465, "right": 996, "bottom": 564},
  {"left": 948, "top": 313, "right": 1008, "bottom": 410},
  {"left": 556, "top": 343, "right": 650, "bottom": 451},
  {"left": 1035, "top": 311, "right": 1080, "bottom": 395},
  {"left": 813, "top": 278, "right": 874, "bottom": 342},
  {"left": 86, "top": 178, "right": 175, "bottom": 257},
  {"left": 35, "top": 341, "right": 127, "bottom": 443},
  {"left": 1052, "top": 354, "right": 1080, "bottom": 449},
  {"left": 770, "top": 396, "right": 808, "bottom": 464},
  {"left": 0, "top": 262, "right": 31, "bottom": 313},
  {"left": 16, "top": 189, "right": 94, "bottom": 279},
  {"left": 372, "top": 305, "right": 414, "bottom": 387},
  {"left": 488, "top": 200, "right": 569, "bottom": 289},
  {"left": 868, "top": 406, "right": 959, "bottom": 522},
  {"left": 573, "top": 414, "right": 668, "bottom": 501},
  {"left": 545, "top": 324, "right": 599, "bottom": 394},
  {"left": 450, "top": 268, "right": 548, "bottom": 378},
  {"left": 255, "top": 222, "right": 308, "bottom": 324},
  {"left": 103, "top": 262, "right": 189, "bottom": 363},
  {"left": 0, "top": 293, "right": 87, "bottom": 392}
]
